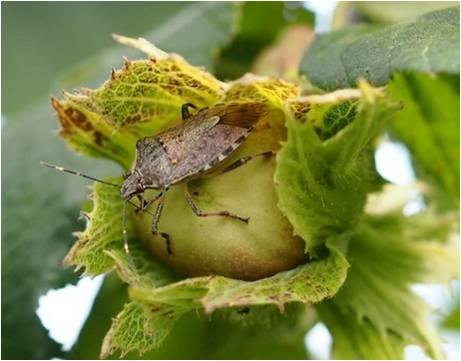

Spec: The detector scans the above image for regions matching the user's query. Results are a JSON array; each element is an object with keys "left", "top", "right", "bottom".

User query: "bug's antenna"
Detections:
[
  {"left": 40, "top": 161, "right": 120, "bottom": 187},
  {"left": 123, "top": 200, "right": 140, "bottom": 269},
  {"left": 122, "top": 200, "right": 130, "bottom": 255}
]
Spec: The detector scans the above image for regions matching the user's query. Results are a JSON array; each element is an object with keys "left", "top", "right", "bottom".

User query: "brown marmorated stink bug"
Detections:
[{"left": 42, "top": 102, "right": 270, "bottom": 256}]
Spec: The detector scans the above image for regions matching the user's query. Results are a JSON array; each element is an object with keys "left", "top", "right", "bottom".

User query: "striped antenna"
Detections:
[
  {"left": 41, "top": 161, "right": 159, "bottom": 260},
  {"left": 40, "top": 161, "right": 120, "bottom": 187},
  {"left": 122, "top": 200, "right": 130, "bottom": 255}
]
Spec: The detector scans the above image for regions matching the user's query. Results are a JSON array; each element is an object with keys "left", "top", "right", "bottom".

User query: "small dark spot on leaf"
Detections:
[
  {"left": 62, "top": 107, "right": 93, "bottom": 132},
  {"left": 124, "top": 114, "right": 142, "bottom": 125},
  {"left": 93, "top": 131, "right": 106, "bottom": 146}
]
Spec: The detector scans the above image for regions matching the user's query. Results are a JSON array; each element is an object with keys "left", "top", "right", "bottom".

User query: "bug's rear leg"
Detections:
[
  {"left": 219, "top": 151, "right": 274, "bottom": 175},
  {"left": 151, "top": 190, "right": 172, "bottom": 255},
  {"left": 183, "top": 183, "right": 249, "bottom": 224},
  {"left": 181, "top": 103, "right": 197, "bottom": 121}
]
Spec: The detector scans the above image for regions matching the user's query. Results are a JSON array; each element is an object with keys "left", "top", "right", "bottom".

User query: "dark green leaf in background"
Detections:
[
  {"left": 58, "top": 1, "right": 237, "bottom": 92},
  {"left": 301, "top": 6, "right": 460, "bottom": 90},
  {"left": 388, "top": 72, "right": 460, "bottom": 210},
  {"left": 355, "top": 1, "right": 457, "bottom": 25},
  {"left": 331, "top": 1, "right": 456, "bottom": 30},
  {"left": 1, "top": 2, "right": 188, "bottom": 116}
]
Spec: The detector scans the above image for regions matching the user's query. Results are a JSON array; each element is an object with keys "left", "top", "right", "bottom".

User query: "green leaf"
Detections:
[
  {"left": 355, "top": 1, "right": 456, "bottom": 25},
  {"left": 76, "top": 275, "right": 314, "bottom": 360},
  {"left": 301, "top": 6, "right": 460, "bottom": 90},
  {"left": 319, "top": 210, "right": 459, "bottom": 359},
  {"left": 276, "top": 82, "right": 400, "bottom": 251},
  {"left": 62, "top": 177, "right": 131, "bottom": 275},
  {"left": 388, "top": 72, "right": 460, "bottom": 210},
  {"left": 442, "top": 302, "right": 460, "bottom": 331},
  {"left": 73, "top": 274, "right": 315, "bottom": 359},
  {"left": 104, "top": 304, "right": 314, "bottom": 359},
  {"left": 215, "top": 2, "right": 314, "bottom": 79},
  {"left": 101, "top": 244, "right": 348, "bottom": 357}
]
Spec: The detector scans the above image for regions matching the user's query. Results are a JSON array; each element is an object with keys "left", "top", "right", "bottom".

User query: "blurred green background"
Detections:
[{"left": 2, "top": 1, "right": 188, "bottom": 115}]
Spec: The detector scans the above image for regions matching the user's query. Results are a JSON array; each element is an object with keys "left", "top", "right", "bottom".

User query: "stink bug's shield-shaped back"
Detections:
[{"left": 127, "top": 102, "right": 269, "bottom": 191}]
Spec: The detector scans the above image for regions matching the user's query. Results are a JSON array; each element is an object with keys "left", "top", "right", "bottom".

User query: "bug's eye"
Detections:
[{"left": 122, "top": 171, "right": 131, "bottom": 180}]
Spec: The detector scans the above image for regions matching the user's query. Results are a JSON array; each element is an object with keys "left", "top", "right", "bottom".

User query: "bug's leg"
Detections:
[
  {"left": 135, "top": 194, "right": 145, "bottom": 213},
  {"left": 219, "top": 151, "right": 274, "bottom": 175},
  {"left": 183, "top": 183, "right": 249, "bottom": 224},
  {"left": 151, "top": 189, "right": 172, "bottom": 255},
  {"left": 135, "top": 191, "right": 163, "bottom": 213},
  {"left": 181, "top": 103, "right": 197, "bottom": 121}
]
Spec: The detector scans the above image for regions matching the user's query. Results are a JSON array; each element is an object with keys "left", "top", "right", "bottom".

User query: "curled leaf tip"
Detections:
[
  {"left": 293, "top": 88, "right": 363, "bottom": 104},
  {"left": 112, "top": 33, "right": 169, "bottom": 60}
]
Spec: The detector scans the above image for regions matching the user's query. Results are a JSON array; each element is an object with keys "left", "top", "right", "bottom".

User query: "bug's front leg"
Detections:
[
  {"left": 183, "top": 183, "right": 249, "bottom": 223},
  {"left": 151, "top": 189, "right": 172, "bottom": 255},
  {"left": 135, "top": 191, "right": 163, "bottom": 213}
]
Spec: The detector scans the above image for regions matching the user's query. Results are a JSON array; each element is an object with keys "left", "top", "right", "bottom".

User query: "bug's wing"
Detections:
[
  {"left": 214, "top": 103, "right": 268, "bottom": 128},
  {"left": 135, "top": 115, "right": 220, "bottom": 163},
  {"left": 190, "top": 115, "right": 221, "bottom": 133}
]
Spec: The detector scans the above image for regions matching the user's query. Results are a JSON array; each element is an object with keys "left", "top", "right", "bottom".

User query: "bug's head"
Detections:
[{"left": 120, "top": 170, "right": 147, "bottom": 200}]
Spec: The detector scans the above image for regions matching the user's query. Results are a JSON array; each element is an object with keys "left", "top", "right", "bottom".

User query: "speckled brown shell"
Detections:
[{"left": 133, "top": 103, "right": 267, "bottom": 188}]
